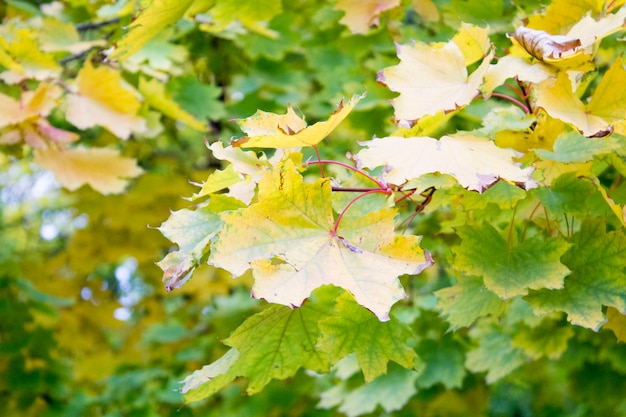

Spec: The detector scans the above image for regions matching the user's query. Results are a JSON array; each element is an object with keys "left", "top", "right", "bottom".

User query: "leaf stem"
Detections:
[
  {"left": 507, "top": 202, "right": 518, "bottom": 250},
  {"left": 333, "top": 189, "right": 392, "bottom": 235},
  {"left": 521, "top": 201, "right": 542, "bottom": 242},
  {"left": 312, "top": 145, "right": 325, "bottom": 178},
  {"left": 491, "top": 93, "right": 531, "bottom": 114},
  {"left": 307, "top": 159, "right": 386, "bottom": 188}
]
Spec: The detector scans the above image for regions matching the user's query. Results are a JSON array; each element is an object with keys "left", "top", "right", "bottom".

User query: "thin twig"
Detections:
[
  {"left": 490, "top": 93, "right": 531, "bottom": 114},
  {"left": 75, "top": 18, "right": 121, "bottom": 32},
  {"left": 312, "top": 145, "right": 325, "bottom": 178}
]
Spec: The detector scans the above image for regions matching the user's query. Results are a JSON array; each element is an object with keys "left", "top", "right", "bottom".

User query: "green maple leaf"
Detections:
[
  {"left": 321, "top": 368, "right": 419, "bottom": 417},
  {"left": 156, "top": 205, "right": 223, "bottom": 291},
  {"left": 182, "top": 295, "right": 332, "bottom": 401},
  {"left": 210, "top": 159, "right": 433, "bottom": 321},
  {"left": 435, "top": 275, "right": 506, "bottom": 330},
  {"left": 415, "top": 335, "right": 466, "bottom": 389},
  {"left": 512, "top": 320, "right": 574, "bottom": 360},
  {"left": 453, "top": 223, "right": 571, "bottom": 298},
  {"left": 465, "top": 321, "right": 526, "bottom": 384},
  {"left": 534, "top": 130, "right": 625, "bottom": 163},
  {"left": 525, "top": 218, "right": 626, "bottom": 330},
  {"left": 318, "top": 292, "right": 416, "bottom": 382}
]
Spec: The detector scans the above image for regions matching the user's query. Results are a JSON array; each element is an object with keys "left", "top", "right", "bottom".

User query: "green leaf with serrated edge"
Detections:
[
  {"left": 318, "top": 292, "right": 416, "bottom": 382},
  {"left": 336, "top": 368, "right": 419, "bottom": 417},
  {"left": 191, "top": 165, "right": 241, "bottom": 200},
  {"left": 110, "top": 0, "right": 194, "bottom": 60},
  {"left": 525, "top": 218, "right": 626, "bottom": 330},
  {"left": 436, "top": 275, "right": 506, "bottom": 330},
  {"left": 480, "top": 181, "right": 527, "bottom": 209},
  {"left": 182, "top": 348, "right": 239, "bottom": 402},
  {"left": 225, "top": 298, "right": 333, "bottom": 394},
  {"left": 465, "top": 321, "right": 526, "bottom": 384},
  {"left": 415, "top": 335, "right": 466, "bottom": 389},
  {"left": 512, "top": 320, "right": 574, "bottom": 360},
  {"left": 535, "top": 131, "right": 624, "bottom": 163},
  {"left": 453, "top": 223, "right": 570, "bottom": 299},
  {"left": 533, "top": 172, "right": 597, "bottom": 216},
  {"left": 157, "top": 205, "right": 221, "bottom": 290},
  {"left": 210, "top": 159, "right": 432, "bottom": 321}
]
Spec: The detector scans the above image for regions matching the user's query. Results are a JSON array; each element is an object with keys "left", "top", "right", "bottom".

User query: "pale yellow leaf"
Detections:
[
  {"left": 38, "top": 18, "right": 106, "bottom": 54},
  {"left": 482, "top": 56, "right": 555, "bottom": 96},
  {"left": 527, "top": 0, "right": 607, "bottom": 34},
  {"left": 378, "top": 40, "right": 494, "bottom": 126},
  {"left": 356, "top": 135, "right": 535, "bottom": 192},
  {"left": 232, "top": 94, "right": 363, "bottom": 148},
  {"left": 535, "top": 58, "right": 626, "bottom": 137},
  {"left": 605, "top": 306, "right": 626, "bottom": 343},
  {"left": 334, "top": 0, "right": 400, "bottom": 34},
  {"left": 34, "top": 146, "right": 143, "bottom": 194},
  {"left": 452, "top": 23, "right": 491, "bottom": 66}
]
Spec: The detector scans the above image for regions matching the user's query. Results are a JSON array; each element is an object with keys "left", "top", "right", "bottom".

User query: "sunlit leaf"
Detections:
[
  {"left": 232, "top": 94, "right": 363, "bottom": 148},
  {"left": 378, "top": 32, "right": 494, "bottom": 125},
  {"left": 355, "top": 135, "right": 535, "bottom": 192},
  {"left": 210, "top": 159, "right": 432, "bottom": 321}
]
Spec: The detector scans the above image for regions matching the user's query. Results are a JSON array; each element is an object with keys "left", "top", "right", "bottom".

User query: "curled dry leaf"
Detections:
[{"left": 508, "top": 27, "right": 582, "bottom": 61}]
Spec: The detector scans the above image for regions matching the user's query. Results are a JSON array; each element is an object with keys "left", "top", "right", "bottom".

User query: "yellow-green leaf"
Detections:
[
  {"left": 232, "top": 94, "right": 362, "bottom": 148},
  {"left": 138, "top": 77, "right": 206, "bottom": 131}
]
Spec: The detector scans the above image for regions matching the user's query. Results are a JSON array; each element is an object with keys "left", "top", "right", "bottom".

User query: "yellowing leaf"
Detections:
[
  {"left": 196, "top": 0, "right": 282, "bottom": 38},
  {"left": 0, "top": 28, "right": 61, "bottom": 84},
  {"left": 209, "top": 160, "right": 433, "bottom": 321},
  {"left": 378, "top": 38, "right": 494, "bottom": 126},
  {"left": 232, "top": 94, "right": 363, "bottom": 148},
  {"left": 412, "top": 0, "right": 440, "bottom": 22},
  {"left": 138, "top": 77, "right": 206, "bottom": 131},
  {"left": 356, "top": 135, "right": 535, "bottom": 192},
  {"left": 38, "top": 18, "right": 106, "bottom": 54},
  {"left": 527, "top": 0, "right": 610, "bottom": 35},
  {"left": 482, "top": 56, "right": 555, "bottom": 96},
  {"left": 65, "top": 62, "right": 146, "bottom": 139},
  {"left": 0, "top": 83, "right": 62, "bottom": 128},
  {"left": 451, "top": 23, "right": 491, "bottom": 66},
  {"left": 605, "top": 306, "right": 626, "bottom": 343},
  {"left": 334, "top": 0, "right": 400, "bottom": 34},
  {"left": 110, "top": 0, "right": 195, "bottom": 60},
  {"left": 535, "top": 58, "right": 626, "bottom": 137},
  {"left": 34, "top": 146, "right": 143, "bottom": 194}
]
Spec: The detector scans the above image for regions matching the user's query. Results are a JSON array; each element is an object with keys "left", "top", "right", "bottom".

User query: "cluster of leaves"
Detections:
[{"left": 3, "top": 0, "right": 626, "bottom": 416}]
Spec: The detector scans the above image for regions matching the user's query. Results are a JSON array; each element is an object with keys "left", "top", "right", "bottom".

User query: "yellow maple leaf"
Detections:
[
  {"left": 0, "top": 83, "right": 62, "bottom": 128},
  {"left": 378, "top": 38, "right": 494, "bottom": 126},
  {"left": 527, "top": 0, "right": 612, "bottom": 35},
  {"left": 605, "top": 306, "right": 626, "bottom": 343},
  {"left": 535, "top": 57, "right": 626, "bottom": 137},
  {"left": 65, "top": 61, "right": 146, "bottom": 139},
  {"left": 231, "top": 94, "right": 363, "bottom": 148},
  {"left": 34, "top": 146, "right": 143, "bottom": 194},
  {"left": 452, "top": 23, "right": 491, "bottom": 66},
  {"left": 334, "top": 0, "right": 400, "bottom": 34},
  {"left": 0, "top": 28, "right": 61, "bottom": 84}
]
